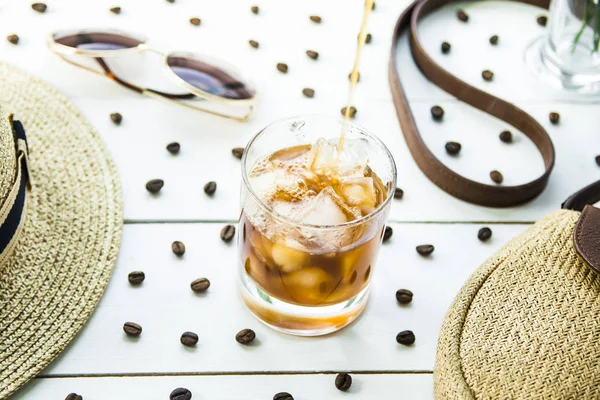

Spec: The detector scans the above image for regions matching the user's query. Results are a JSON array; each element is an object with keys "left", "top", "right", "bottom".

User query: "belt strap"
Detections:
[{"left": 388, "top": 0, "right": 555, "bottom": 207}]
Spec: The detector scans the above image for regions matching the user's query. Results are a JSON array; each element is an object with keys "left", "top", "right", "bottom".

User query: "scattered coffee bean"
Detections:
[
  {"left": 445, "top": 141, "right": 462, "bottom": 155},
  {"left": 371, "top": 1, "right": 376, "bottom": 10},
  {"left": 166, "top": 142, "right": 180, "bottom": 154},
  {"left": 595, "top": 155, "right": 600, "bottom": 166},
  {"left": 170, "top": 387, "right": 192, "bottom": 400},
  {"left": 383, "top": 226, "right": 393, "bottom": 242},
  {"left": 489, "top": 35, "right": 499, "bottom": 45},
  {"left": 123, "top": 322, "right": 142, "bottom": 337},
  {"left": 396, "top": 289, "right": 413, "bottom": 304},
  {"left": 341, "top": 106, "right": 357, "bottom": 118},
  {"left": 128, "top": 271, "right": 145, "bottom": 285},
  {"left": 232, "top": 147, "right": 244, "bottom": 159},
  {"left": 431, "top": 105, "right": 444, "bottom": 121},
  {"left": 549, "top": 112, "right": 560, "bottom": 124},
  {"left": 273, "top": 393, "right": 294, "bottom": 400},
  {"left": 478, "top": 227, "right": 492, "bottom": 242},
  {"left": 65, "top": 393, "right": 83, "bottom": 400},
  {"left": 145, "top": 179, "right": 164, "bottom": 194},
  {"left": 366, "top": 33, "right": 372, "bottom": 43},
  {"left": 235, "top": 328, "right": 256, "bottom": 344},
  {"left": 482, "top": 70, "right": 494, "bottom": 81},
  {"left": 302, "top": 88, "right": 315, "bottom": 98},
  {"left": 6, "top": 34, "right": 19, "bottom": 45},
  {"left": 31, "top": 2, "right": 47, "bottom": 12},
  {"left": 306, "top": 50, "right": 319, "bottom": 60},
  {"left": 110, "top": 112, "right": 122, "bottom": 125},
  {"left": 348, "top": 71, "right": 360, "bottom": 82},
  {"left": 109, "top": 6, "right": 121, "bottom": 14},
  {"left": 251, "top": 5, "right": 259, "bottom": 14},
  {"left": 221, "top": 224, "right": 236, "bottom": 242},
  {"left": 537, "top": 15, "right": 548, "bottom": 27},
  {"left": 172, "top": 241, "right": 185, "bottom": 256},
  {"left": 416, "top": 244, "right": 434, "bottom": 256},
  {"left": 180, "top": 331, "right": 199, "bottom": 347},
  {"left": 335, "top": 372, "right": 352, "bottom": 391},
  {"left": 499, "top": 130, "right": 513, "bottom": 143},
  {"left": 441, "top": 41, "right": 451, "bottom": 54},
  {"left": 309, "top": 15, "right": 322, "bottom": 23},
  {"left": 249, "top": 39, "right": 259, "bottom": 48},
  {"left": 394, "top": 187, "right": 404, "bottom": 200},
  {"left": 277, "top": 63, "right": 288, "bottom": 73},
  {"left": 166, "top": 0, "right": 175, "bottom": 3},
  {"left": 456, "top": 9, "right": 469, "bottom": 22},
  {"left": 490, "top": 170, "right": 503, "bottom": 184},
  {"left": 189, "top": 17, "right": 201, "bottom": 26},
  {"left": 396, "top": 330, "right": 416, "bottom": 345},
  {"left": 204, "top": 181, "right": 217, "bottom": 196},
  {"left": 191, "top": 277, "right": 211, "bottom": 292}
]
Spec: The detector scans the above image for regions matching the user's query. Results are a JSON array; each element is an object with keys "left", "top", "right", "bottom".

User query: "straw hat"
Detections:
[{"left": 0, "top": 62, "right": 122, "bottom": 398}]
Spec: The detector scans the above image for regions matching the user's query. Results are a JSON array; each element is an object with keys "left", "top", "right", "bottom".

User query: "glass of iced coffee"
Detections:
[{"left": 239, "top": 115, "right": 396, "bottom": 336}]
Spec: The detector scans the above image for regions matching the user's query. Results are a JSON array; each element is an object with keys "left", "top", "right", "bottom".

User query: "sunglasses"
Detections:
[{"left": 48, "top": 29, "right": 256, "bottom": 121}]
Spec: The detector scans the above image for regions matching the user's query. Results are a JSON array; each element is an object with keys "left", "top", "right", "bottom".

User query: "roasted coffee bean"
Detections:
[
  {"left": 190, "top": 17, "right": 201, "bottom": 26},
  {"left": 348, "top": 71, "right": 360, "bottom": 82},
  {"left": 170, "top": 387, "right": 192, "bottom": 400},
  {"left": 482, "top": 70, "right": 494, "bottom": 81},
  {"left": 537, "top": 15, "right": 548, "bottom": 26},
  {"left": 416, "top": 244, "right": 434, "bottom": 256},
  {"left": 6, "top": 34, "right": 19, "bottom": 45},
  {"left": 204, "top": 181, "right": 217, "bottom": 195},
  {"left": 109, "top": 6, "right": 121, "bottom": 14},
  {"left": 383, "top": 226, "right": 393, "bottom": 242},
  {"left": 549, "top": 112, "right": 560, "bottom": 124},
  {"left": 431, "top": 105, "right": 444, "bottom": 121},
  {"left": 341, "top": 106, "right": 357, "bottom": 118},
  {"left": 31, "top": 2, "right": 47, "bottom": 12},
  {"left": 172, "top": 241, "right": 185, "bottom": 256},
  {"left": 396, "top": 289, "right": 413, "bottom": 304},
  {"left": 370, "top": 1, "right": 376, "bottom": 10},
  {"left": 394, "top": 187, "right": 404, "bottom": 200},
  {"left": 251, "top": 5, "right": 259, "bottom": 14},
  {"left": 490, "top": 170, "right": 503, "bottom": 184},
  {"left": 396, "top": 330, "right": 415, "bottom": 345},
  {"left": 145, "top": 179, "right": 164, "bottom": 193},
  {"left": 191, "top": 277, "right": 211, "bottom": 292},
  {"left": 441, "top": 41, "right": 451, "bottom": 54},
  {"left": 235, "top": 328, "right": 256, "bottom": 344},
  {"left": 180, "top": 331, "right": 199, "bottom": 347},
  {"left": 273, "top": 393, "right": 294, "bottom": 400},
  {"left": 166, "top": 0, "right": 175, "bottom": 3},
  {"left": 335, "top": 372, "right": 352, "bottom": 391},
  {"left": 489, "top": 35, "right": 499, "bottom": 45},
  {"left": 123, "top": 322, "right": 142, "bottom": 337},
  {"left": 596, "top": 155, "right": 600, "bottom": 166},
  {"left": 302, "top": 88, "right": 315, "bottom": 98},
  {"left": 276, "top": 62, "right": 288, "bottom": 73},
  {"left": 128, "top": 271, "right": 145, "bottom": 285},
  {"left": 221, "top": 224, "right": 236, "bottom": 242},
  {"left": 167, "top": 142, "right": 180, "bottom": 154},
  {"left": 445, "top": 141, "right": 462, "bottom": 155},
  {"left": 365, "top": 33, "right": 372, "bottom": 43},
  {"left": 456, "top": 9, "right": 469, "bottom": 22},
  {"left": 110, "top": 112, "right": 122, "bottom": 125},
  {"left": 65, "top": 394, "right": 83, "bottom": 400},
  {"left": 249, "top": 39, "right": 259, "bottom": 48},
  {"left": 306, "top": 50, "right": 319, "bottom": 60},
  {"left": 499, "top": 130, "right": 513, "bottom": 143},
  {"left": 232, "top": 147, "right": 244, "bottom": 159},
  {"left": 309, "top": 15, "right": 322, "bottom": 23},
  {"left": 478, "top": 227, "right": 492, "bottom": 242}
]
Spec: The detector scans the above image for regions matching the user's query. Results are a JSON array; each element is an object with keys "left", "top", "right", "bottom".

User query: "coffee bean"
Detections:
[
  {"left": 204, "top": 181, "right": 217, "bottom": 196},
  {"left": 394, "top": 187, "right": 404, "bottom": 200},
  {"left": 396, "top": 330, "right": 415, "bottom": 345},
  {"left": 128, "top": 271, "right": 145, "bottom": 285},
  {"left": 537, "top": 15, "right": 547, "bottom": 26},
  {"left": 274, "top": 393, "right": 294, "bottom": 400},
  {"left": 441, "top": 41, "right": 451, "bottom": 54},
  {"left": 499, "top": 130, "right": 513, "bottom": 143},
  {"left": 172, "top": 241, "right": 185, "bottom": 256},
  {"left": 306, "top": 50, "right": 319, "bottom": 60},
  {"left": 335, "top": 372, "right": 352, "bottom": 391},
  {"left": 221, "top": 224, "right": 236, "bottom": 242},
  {"left": 123, "top": 322, "right": 142, "bottom": 337},
  {"left": 145, "top": 179, "right": 164, "bottom": 194},
  {"left": 191, "top": 277, "right": 211, "bottom": 292},
  {"left": 251, "top": 5, "right": 259, "bottom": 14},
  {"left": 396, "top": 289, "right": 413, "bottom": 304},
  {"left": 596, "top": 155, "right": 600, "bottom": 166},
  {"left": 490, "top": 170, "right": 503, "bottom": 184},
  {"left": 235, "top": 328, "right": 256, "bottom": 344},
  {"left": 348, "top": 71, "right": 360, "bottom": 82},
  {"left": 341, "top": 106, "right": 357, "bottom": 118},
  {"left": 170, "top": 387, "right": 192, "bottom": 400},
  {"left": 489, "top": 35, "right": 499, "bottom": 45},
  {"left": 232, "top": 147, "right": 244, "bottom": 159},
  {"left": 6, "top": 34, "right": 19, "bottom": 45},
  {"left": 431, "top": 105, "right": 444, "bottom": 121},
  {"left": 166, "top": 0, "right": 175, "bottom": 3},
  {"left": 482, "top": 70, "right": 494, "bottom": 81},
  {"left": 190, "top": 17, "right": 201, "bottom": 26},
  {"left": 180, "top": 331, "right": 199, "bottom": 347},
  {"left": 109, "top": 6, "right": 121, "bottom": 14},
  {"left": 309, "top": 15, "right": 322, "bottom": 23},
  {"left": 277, "top": 63, "right": 288, "bottom": 73},
  {"left": 445, "top": 141, "right": 461, "bottom": 155},
  {"left": 416, "top": 244, "right": 434, "bottom": 256},
  {"left": 456, "top": 9, "right": 469, "bottom": 22},
  {"left": 249, "top": 39, "right": 259, "bottom": 48},
  {"left": 549, "top": 112, "right": 560, "bottom": 124},
  {"left": 65, "top": 394, "right": 83, "bottom": 400},
  {"left": 110, "top": 112, "right": 122, "bottom": 125},
  {"left": 478, "top": 227, "right": 492, "bottom": 242},
  {"left": 31, "top": 2, "right": 47, "bottom": 12},
  {"left": 383, "top": 226, "right": 393, "bottom": 242},
  {"left": 302, "top": 88, "right": 315, "bottom": 98},
  {"left": 365, "top": 33, "right": 372, "bottom": 43},
  {"left": 167, "top": 142, "right": 180, "bottom": 154}
]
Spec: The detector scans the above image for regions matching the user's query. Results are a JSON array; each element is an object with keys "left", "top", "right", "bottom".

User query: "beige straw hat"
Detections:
[{"left": 0, "top": 61, "right": 122, "bottom": 398}]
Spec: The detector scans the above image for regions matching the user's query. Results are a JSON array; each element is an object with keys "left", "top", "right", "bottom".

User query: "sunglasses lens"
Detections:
[
  {"left": 167, "top": 55, "right": 255, "bottom": 100},
  {"left": 53, "top": 31, "right": 143, "bottom": 52}
]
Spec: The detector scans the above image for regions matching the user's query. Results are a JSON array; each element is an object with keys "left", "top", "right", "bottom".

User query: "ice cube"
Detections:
[
  {"left": 308, "top": 138, "right": 338, "bottom": 174},
  {"left": 295, "top": 187, "right": 358, "bottom": 226},
  {"left": 271, "top": 241, "right": 308, "bottom": 273},
  {"left": 337, "top": 138, "right": 369, "bottom": 177},
  {"left": 249, "top": 170, "right": 278, "bottom": 198},
  {"left": 338, "top": 177, "right": 376, "bottom": 215},
  {"left": 281, "top": 266, "right": 335, "bottom": 304}
]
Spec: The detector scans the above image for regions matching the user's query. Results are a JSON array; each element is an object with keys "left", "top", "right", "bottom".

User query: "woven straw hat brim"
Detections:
[
  {"left": 0, "top": 62, "right": 122, "bottom": 398},
  {"left": 435, "top": 209, "right": 600, "bottom": 400}
]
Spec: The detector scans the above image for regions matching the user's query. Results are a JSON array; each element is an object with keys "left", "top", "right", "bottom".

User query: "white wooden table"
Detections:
[{"left": 2, "top": 0, "right": 599, "bottom": 398}]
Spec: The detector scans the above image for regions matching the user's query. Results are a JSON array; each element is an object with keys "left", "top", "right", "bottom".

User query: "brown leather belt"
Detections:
[{"left": 389, "top": 0, "right": 555, "bottom": 207}]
